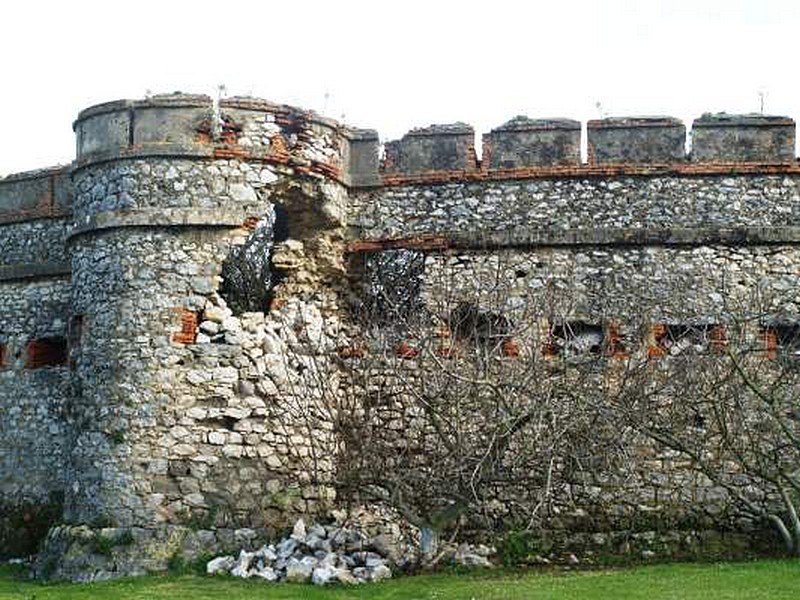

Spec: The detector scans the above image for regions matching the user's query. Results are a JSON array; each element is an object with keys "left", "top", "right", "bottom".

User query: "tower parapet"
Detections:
[{"left": 0, "top": 167, "right": 72, "bottom": 221}]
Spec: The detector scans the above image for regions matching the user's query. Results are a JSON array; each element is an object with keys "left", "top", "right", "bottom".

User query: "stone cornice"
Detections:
[{"left": 347, "top": 226, "right": 800, "bottom": 253}]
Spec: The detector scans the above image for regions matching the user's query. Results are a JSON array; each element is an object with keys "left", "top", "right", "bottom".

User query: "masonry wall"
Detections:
[
  {"left": 341, "top": 112, "right": 800, "bottom": 559},
  {"left": 1, "top": 97, "right": 799, "bottom": 575},
  {"left": 0, "top": 169, "right": 73, "bottom": 558},
  {"left": 350, "top": 175, "right": 800, "bottom": 237}
]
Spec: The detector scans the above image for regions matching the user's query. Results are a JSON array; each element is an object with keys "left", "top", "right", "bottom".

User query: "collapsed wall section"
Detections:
[{"left": 37, "top": 94, "right": 353, "bottom": 580}]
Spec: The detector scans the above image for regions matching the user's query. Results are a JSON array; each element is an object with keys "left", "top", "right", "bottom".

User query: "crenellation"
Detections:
[
  {"left": 587, "top": 116, "right": 686, "bottom": 164},
  {"left": 343, "top": 128, "right": 381, "bottom": 187},
  {"left": 483, "top": 116, "right": 581, "bottom": 168},
  {"left": 691, "top": 113, "right": 796, "bottom": 163},
  {"left": 382, "top": 123, "right": 476, "bottom": 174}
]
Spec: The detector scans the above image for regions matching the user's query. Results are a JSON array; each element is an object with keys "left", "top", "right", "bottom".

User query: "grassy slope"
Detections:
[{"left": 0, "top": 560, "right": 798, "bottom": 600}]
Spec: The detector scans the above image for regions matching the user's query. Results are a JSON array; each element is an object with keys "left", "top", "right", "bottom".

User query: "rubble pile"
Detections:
[
  {"left": 206, "top": 518, "right": 394, "bottom": 585},
  {"left": 206, "top": 517, "right": 496, "bottom": 585}
]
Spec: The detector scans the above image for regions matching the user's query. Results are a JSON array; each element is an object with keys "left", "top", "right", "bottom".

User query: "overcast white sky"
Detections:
[{"left": 1, "top": 0, "right": 798, "bottom": 176}]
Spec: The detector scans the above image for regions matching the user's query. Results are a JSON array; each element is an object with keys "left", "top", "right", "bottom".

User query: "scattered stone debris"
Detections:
[
  {"left": 206, "top": 518, "right": 395, "bottom": 585},
  {"left": 206, "top": 517, "right": 495, "bottom": 585}
]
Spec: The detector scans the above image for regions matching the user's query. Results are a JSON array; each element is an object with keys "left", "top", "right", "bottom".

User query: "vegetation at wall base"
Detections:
[{"left": 1, "top": 560, "right": 799, "bottom": 600}]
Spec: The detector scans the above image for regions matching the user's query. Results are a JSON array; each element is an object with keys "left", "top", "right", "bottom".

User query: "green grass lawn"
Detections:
[{"left": 0, "top": 560, "right": 798, "bottom": 600}]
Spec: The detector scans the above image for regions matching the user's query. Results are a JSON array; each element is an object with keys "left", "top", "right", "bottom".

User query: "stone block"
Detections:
[
  {"left": 383, "top": 123, "right": 475, "bottom": 174},
  {"left": 52, "top": 170, "right": 74, "bottom": 210},
  {"left": 0, "top": 170, "right": 53, "bottom": 213},
  {"left": 588, "top": 116, "right": 686, "bottom": 164},
  {"left": 74, "top": 101, "right": 131, "bottom": 158},
  {"left": 345, "top": 129, "right": 381, "bottom": 186},
  {"left": 132, "top": 94, "right": 212, "bottom": 146},
  {"left": 691, "top": 113, "right": 795, "bottom": 162},
  {"left": 484, "top": 117, "right": 580, "bottom": 168}
]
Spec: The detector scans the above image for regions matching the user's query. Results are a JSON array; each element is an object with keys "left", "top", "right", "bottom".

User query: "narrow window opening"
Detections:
[
  {"left": 68, "top": 315, "right": 84, "bottom": 370},
  {"left": 648, "top": 323, "right": 725, "bottom": 358},
  {"left": 604, "top": 321, "right": 628, "bottom": 357},
  {"left": 450, "top": 302, "right": 512, "bottom": 344},
  {"left": 545, "top": 321, "right": 604, "bottom": 357},
  {"left": 762, "top": 322, "right": 800, "bottom": 362},
  {"left": 25, "top": 337, "right": 68, "bottom": 369}
]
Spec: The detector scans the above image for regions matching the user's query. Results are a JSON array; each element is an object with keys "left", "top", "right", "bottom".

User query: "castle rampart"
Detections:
[{"left": 1, "top": 95, "right": 798, "bottom": 578}]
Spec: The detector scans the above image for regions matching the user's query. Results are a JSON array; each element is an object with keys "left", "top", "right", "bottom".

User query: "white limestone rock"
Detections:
[
  {"left": 370, "top": 563, "right": 392, "bottom": 582},
  {"left": 291, "top": 518, "right": 307, "bottom": 541},
  {"left": 311, "top": 565, "right": 336, "bottom": 585},
  {"left": 253, "top": 565, "right": 278, "bottom": 581},
  {"left": 206, "top": 555, "right": 234, "bottom": 575},
  {"left": 230, "top": 550, "right": 255, "bottom": 578},
  {"left": 284, "top": 556, "right": 315, "bottom": 583}
]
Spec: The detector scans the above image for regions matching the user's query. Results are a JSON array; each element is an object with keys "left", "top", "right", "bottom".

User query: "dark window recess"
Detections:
[
  {"left": 450, "top": 302, "right": 512, "bottom": 343},
  {"left": 26, "top": 337, "right": 68, "bottom": 369},
  {"left": 605, "top": 322, "right": 628, "bottom": 357},
  {"left": 272, "top": 203, "right": 289, "bottom": 243},
  {"left": 763, "top": 322, "right": 800, "bottom": 361},
  {"left": 649, "top": 323, "right": 727, "bottom": 358},
  {"left": 220, "top": 217, "right": 278, "bottom": 315},
  {"left": 544, "top": 321, "right": 604, "bottom": 356},
  {"left": 362, "top": 249, "right": 425, "bottom": 323},
  {"left": 0, "top": 342, "right": 6, "bottom": 368},
  {"left": 68, "top": 315, "right": 84, "bottom": 346},
  {"left": 67, "top": 315, "right": 84, "bottom": 369}
]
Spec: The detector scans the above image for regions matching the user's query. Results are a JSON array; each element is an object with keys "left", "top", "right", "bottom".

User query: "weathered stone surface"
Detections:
[
  {"left": 383, "top": 123, "right": 475, "bottom": 174},
  {"left": 692, "top": 113, "right": 795, "bottom": 162},
  {"left": 588, "top": 116, "right": 685, "bottom": 164},
  {"left": 484, "top": 117, "right": 581, "bottom": 168}
]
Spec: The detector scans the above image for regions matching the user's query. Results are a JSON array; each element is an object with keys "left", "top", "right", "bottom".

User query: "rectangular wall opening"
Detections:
[
  {"left": 25, "top": 337, "right": 68, "bottom": 369},
  {"left": 648, "top": 323, "right": 726, "bottom": 358},
  {"left": 544, "top": 321, "right": 604, "bottom": 356},
  {"left": 762, "top": 322, "right": 800, "bottom": 361}
]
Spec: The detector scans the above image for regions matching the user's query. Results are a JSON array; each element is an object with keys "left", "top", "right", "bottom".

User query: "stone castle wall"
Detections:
[
  {"left": 0, "top": 95, "right": 798, "bottom": 576},
  {"left": 0, "top": 168, "right": 73, "bottom": 557}
]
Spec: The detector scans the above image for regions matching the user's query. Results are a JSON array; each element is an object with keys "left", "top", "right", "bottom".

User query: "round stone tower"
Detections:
[{"left": 39, "top": 94, "right": 364, "bottom": 579}]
